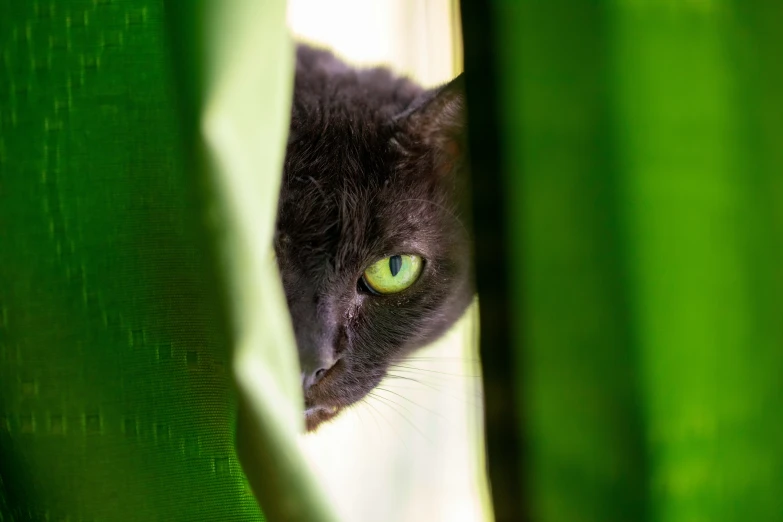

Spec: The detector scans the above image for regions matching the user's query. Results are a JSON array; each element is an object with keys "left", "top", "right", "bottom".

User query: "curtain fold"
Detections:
[
  {"left": 463, "top": 2, "right": 783, "bottom": 521},
  {"left": 1, "top": 1, "right": 334, "bottom": 520}
]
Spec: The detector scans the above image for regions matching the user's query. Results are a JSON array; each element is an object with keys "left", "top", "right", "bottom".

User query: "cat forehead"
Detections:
[
  {"left": 279, "top": 148, "right": 449, "bottom": 253},
  {"left": 280, "top": 168, "right": 441, "bottom": 226},
  {"left": 290, "top": 108, "right": 395, "bottom": 149},
  {"left": 286, "top": 121, "right": 428, "bottom": 183},
  {"left": 282, "top": 164, "right": 444, "bottom": 227}
]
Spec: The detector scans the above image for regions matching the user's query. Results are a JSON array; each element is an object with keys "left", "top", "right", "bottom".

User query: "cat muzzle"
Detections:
[{"left": 304, "top": 404, "right": 341, "bottom": 431}]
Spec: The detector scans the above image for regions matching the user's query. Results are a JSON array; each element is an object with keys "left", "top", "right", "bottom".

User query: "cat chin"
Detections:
[{"left": 304, "top": 404, "right": 341, "bottom": 432}]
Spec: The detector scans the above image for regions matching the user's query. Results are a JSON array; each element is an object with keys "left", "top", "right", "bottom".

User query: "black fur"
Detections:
[{"left": 275, "top": 44, "right": 472, "bottom": 431}]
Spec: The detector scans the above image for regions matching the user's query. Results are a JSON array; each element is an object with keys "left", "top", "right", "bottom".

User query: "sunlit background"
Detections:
[{"left": 287, "top": 1, "right": 491, "bottom": 521}]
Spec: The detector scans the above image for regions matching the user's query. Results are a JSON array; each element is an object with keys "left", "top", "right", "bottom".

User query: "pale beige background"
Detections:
[{"left": 287, "top": 2, "right": 492, "bottom": 521}]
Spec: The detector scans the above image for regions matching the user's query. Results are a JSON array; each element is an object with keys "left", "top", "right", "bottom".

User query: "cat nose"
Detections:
[{"left": 300, "top": 355, "right": 338, "bottom": 391}]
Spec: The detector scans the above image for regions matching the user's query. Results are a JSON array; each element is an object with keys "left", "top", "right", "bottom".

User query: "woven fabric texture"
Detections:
[{"left": 0, "top": 1, "right": 265, "bottom": 520}]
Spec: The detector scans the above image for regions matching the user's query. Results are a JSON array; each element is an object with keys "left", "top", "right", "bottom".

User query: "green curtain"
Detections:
[
  {"left": 462, "top": 1, "right": 783, "bottom": 521},
  {"left": 0, "top": 1, "right": 335, "bottom": 520},
  {"left": 6, "top": 0, "right": 782, "bottom": 521}
]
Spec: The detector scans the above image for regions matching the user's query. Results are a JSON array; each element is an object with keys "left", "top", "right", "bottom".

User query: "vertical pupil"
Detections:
[{"left": 389, "top": 255, "right": 402, "bottom": 277}]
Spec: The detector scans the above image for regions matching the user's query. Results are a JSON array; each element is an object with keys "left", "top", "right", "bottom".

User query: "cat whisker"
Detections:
[
  {"left": 404, "top": 356, "right": 480, "bottom": 362},
  {"left": 385, "top": 371, "right": 458, "bottom": 386},
  {"left": 384, "top": 373, "right": 484, "bottom": 405},
  {"left": 375, "top": 386, "right": 450, "bottom": 423},
  {"left": 383, "top": 387, "right": 483, "bottom": 408},
  {"left": 387, "top": 363, "right": 479, "bottom": 378},
  {"left": 363, "top": 395, "right": 408, "bottom": 449},
  {"left": 350, "top": 404, "right": 378, "bottom": 438},
  {"left": 368, "top": 391, "right": 433, "bottom": 446},
  {"left": 359, "top": 405, "right": 385, "bottom": 437},
  {"left": 384, "top": 373, "right": 478, "bottom": 401},
  {"left": 384, "top": 372, "right": 444, "bottom": 392}
]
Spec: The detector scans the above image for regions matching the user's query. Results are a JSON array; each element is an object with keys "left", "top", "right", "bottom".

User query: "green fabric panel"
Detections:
[
  {"left": 470, "top": 1, "right": 783, "bottom": 521},
  {"left": 0, "top": 1, "right": 263, "bottom": 520},
  {"left": 495, "top": 3, "right": 647, "bottom": 521},
  {"left": 611, "top": 3, "right": 783, "bottom": 520},
  {"left": 163, "top": 0, "right": 337, "bottom": 519}
]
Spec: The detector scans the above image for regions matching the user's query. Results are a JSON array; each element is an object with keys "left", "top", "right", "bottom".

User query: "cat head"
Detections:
[{"left": 276, "top": 48, "right": 473, "bottom": 431}]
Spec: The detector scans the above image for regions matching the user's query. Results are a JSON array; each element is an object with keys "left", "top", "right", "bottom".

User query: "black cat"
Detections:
[{"left": 276, "top": 44, "right": 473, "bottom": 431}]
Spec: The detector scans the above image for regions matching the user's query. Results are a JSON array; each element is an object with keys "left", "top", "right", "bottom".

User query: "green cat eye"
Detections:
[{"left": 362, "top": 254, "right": 423, "bottom": 295}]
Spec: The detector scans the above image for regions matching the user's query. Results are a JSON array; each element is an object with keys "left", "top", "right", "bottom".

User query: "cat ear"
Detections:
[{"left": 396, "top": 74, "right": 466, "bottom": 175}]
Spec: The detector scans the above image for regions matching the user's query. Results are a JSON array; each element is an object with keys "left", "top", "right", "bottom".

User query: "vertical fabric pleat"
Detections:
[
  {"left": 0, "top": 0, "right": 335, "bottom": 520},
  {"left": 462, "top": 2, "right": 783, "bottom": 521}
]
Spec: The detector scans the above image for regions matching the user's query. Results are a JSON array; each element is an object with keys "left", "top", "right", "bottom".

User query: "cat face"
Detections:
[{"left": 275, "top": 46, "right": 473, "bottom": 431}]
